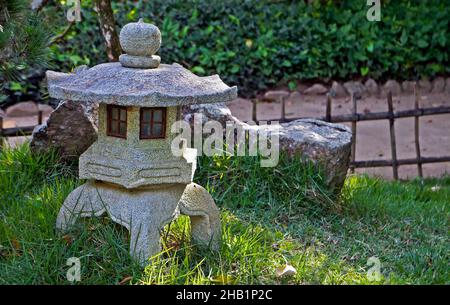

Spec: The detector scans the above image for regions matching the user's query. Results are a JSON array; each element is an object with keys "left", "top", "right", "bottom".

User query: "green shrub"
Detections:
[{"left": 43, "top": 0, "right": 449, "bottom": 96}]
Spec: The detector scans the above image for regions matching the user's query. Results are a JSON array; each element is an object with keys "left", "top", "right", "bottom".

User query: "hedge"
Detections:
[{"left": 44, "top": 0, "right": 450, "bottom": 97}]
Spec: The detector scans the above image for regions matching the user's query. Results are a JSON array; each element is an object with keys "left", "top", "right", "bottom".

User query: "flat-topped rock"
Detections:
[{"left": 46, "top": 62, "right": 237, "bottom": 107}]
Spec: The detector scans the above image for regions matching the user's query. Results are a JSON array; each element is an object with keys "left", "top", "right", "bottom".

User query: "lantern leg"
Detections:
[
  {"left": 129, "top": 221, "right": 162, "bottom": 265},
  {"left": 178, "top": 183, "right": 221, "bottom": 250},
  {"left": 56, "top": 181, "right": 106, "bottom": 232}
]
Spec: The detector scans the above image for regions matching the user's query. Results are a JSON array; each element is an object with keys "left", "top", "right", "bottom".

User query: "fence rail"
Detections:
[
  {"left": 253, "top": 83, "right": 450, "bottom": 179},
  {"left": 0, "top": 111, "right": 43, "bottom": 147}
]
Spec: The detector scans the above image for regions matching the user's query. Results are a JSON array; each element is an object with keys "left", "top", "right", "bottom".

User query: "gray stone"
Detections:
[
  {"left": 431, "top": 77, "right": 446, "bottom": 93},
  {"left": 264, "top": 90, "right": 289, "bottom": 102},
  {"left": 182, "top": 102, "right": 248, "bottom": 136},
  {"left": 418, "top": 79, "right": 432, "bottom": 93},
  {"left": 275, "top": 119, "right": 351, "bottom": 192},
  {"left": 56, "top": 181, "right": 220, "bottom": 265},
  {"left": 304, "top": 84, "right": 328, "bottom": 95},
  {"left": 287, "top": 91, "right": 302, "bottom": 104},
  {"left": 30, "top": 100, "right": 98, "bottom": 161},
  {"left": 447, "top": 78, "right": 450, "bottom": 94},
  {"left": 343, "top": 81, "right": 366, "bottom": 99},
  {"left": 46, "top": 62, "right": 237, "bottom": 107},
  {"left": 37, "top": 104, "right": 54, "bottom": 116},
  {"left": 184, "top": 103, "right": 351, "bottom": 192},
  {"left": 330, "top": 81, "right": 347, "bottom": 98},
  {"left": 364, "top": 78, "right": 379, "bottom": 96},
  {"left": 119, "top": 54, "right": 161, "bottom": 69},
  {"left": 5, "top": 101, "right": 38, "bottom": 117},
  {"left": 119, "top": 18, "right": 161, "bottom": 57},
  {"left": 402, "top": 80, "right": 416, "bottom": 94},
  {"left": 381, "top": 80, "right": 402, "bottom": 97}
]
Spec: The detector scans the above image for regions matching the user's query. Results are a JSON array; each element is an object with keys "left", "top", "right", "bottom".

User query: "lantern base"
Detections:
[{"left": 56, "top": 180, "right": 221, "bottom": 265}]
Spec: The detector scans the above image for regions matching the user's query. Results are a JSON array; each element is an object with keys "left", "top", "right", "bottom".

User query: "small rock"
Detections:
[
  {"left": 304, "top": 84, "right": 328, "bottom": 95},
  {"left": 380, "top": 80, "right": 402, "bottom": 97},
  {"left": 431, "top": 77, "right": 446, "bottom": 93},
  {"left": 37, "top": 104, "right": 54, "bottom": 116},
  {"left": 343, "top": 81, "right": 366, "bottom": 99},
  {"left": 5, "top": 101, "right": 38, "bottom": 117},
  {"left": 295, "top": 83, "right": 309, "bottom": 93},
  {"left": 276, "top": 264, "right": 297, "bottom": 278},
  {"left": 364, "top": 78, "right": 379, "bottom": 96},
  {"left": 418, "top": 79, "right": 432, "bottom": 93},
  {"left": 430, "top": 186, "right": 441, "bottom": 192},
  {"left": 287, "top": 91, "right": 302, "bottom": 104},
  {"left": 264, "top": 90, "right": 290, "bottom": 102},
  {"left": 402, "top": 80, "right": 416, "bottom": 94},
  {"left": 330, "top": 81, "right": 347, "bottom": 98}
]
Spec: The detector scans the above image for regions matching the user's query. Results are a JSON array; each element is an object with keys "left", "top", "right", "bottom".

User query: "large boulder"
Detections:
[
  {"left": 283, "top": 119, "right": 351, "bottom": 191},
  {"left": 30, "top": 100, "right": 98, "bottom": 161},
  {"left": 182, "top": 103, "right": 352, "bottom": 192}
]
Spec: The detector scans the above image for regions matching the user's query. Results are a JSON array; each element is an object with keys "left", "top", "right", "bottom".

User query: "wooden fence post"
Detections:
[
  {"left": 414, "top": 83, "right": 423, "bottom": 178},
  {"left": 38, "top": 110, "right": 43, "bottom": 125},
  {"left": 350, "top": 93, "right": 357, "bottom": 173},
  {"left": 325, "top": 93, "right": 332, "bottom": 122},
  {"left": 387, "top": 91, "right": 399, "bottom": 180}
]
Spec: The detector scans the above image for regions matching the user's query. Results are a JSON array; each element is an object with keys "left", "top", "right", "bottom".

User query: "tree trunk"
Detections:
[{"left": 93, "top": 0, "right": 121, "bottom": 62}]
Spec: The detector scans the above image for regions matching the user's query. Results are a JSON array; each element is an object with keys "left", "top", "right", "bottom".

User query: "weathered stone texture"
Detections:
[{"left": 30, "top": 100, "right": 98, "bottom": 161}]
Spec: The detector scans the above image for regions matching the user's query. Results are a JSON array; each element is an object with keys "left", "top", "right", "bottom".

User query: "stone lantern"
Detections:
[{"left": 46, "top": 19, "right": 237, "bottom": 264}]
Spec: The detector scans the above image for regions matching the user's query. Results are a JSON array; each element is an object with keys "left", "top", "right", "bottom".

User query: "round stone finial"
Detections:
[{"left": 119, "top": 19, "right": 161, "bottom": 69}]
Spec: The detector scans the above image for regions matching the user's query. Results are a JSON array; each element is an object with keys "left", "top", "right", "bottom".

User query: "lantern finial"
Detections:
[{"left": 119, "top": 19, "right": 161, "bottom": 69}]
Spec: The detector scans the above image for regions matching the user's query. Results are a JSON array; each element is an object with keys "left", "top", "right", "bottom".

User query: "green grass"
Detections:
[{"left": 0, "top": 144, "right": 448, "bottom": 284}]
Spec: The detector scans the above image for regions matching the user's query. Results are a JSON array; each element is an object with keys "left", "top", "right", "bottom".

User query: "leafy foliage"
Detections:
[
  {"left": 41, "top": 0, "right": 449, "bottom": 96},
  {"left": 0, "top": 0, "right": 52, "bottom": 103}
]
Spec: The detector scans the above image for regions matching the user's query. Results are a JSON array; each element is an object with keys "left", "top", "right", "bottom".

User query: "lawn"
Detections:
[{"left": 0, "top": 144, "right": 448, "bottom": 284}]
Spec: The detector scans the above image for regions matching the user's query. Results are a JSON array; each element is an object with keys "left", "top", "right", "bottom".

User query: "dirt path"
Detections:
[{"left": 229, "top": 92, "right": 450, "bottom": 180}]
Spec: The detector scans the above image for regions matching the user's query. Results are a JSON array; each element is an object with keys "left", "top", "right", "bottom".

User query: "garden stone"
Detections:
[
  {"left": 431, "top": 77, "right": 446, "bottom": 93},
  {"left": 48, "top": 20, "right": 236, "bottom": 266},
  {"left": 183, "top": 102, "right": 352, "bottom": 193},
  {"left": 5, "top": 101, "right": 38, "bottom": 117},
  {"left": 182, "top": 103, "right": 243, "bottom": 129},
  {"left": 287, "top": 91, "right": 302, "bottom": 104},
  {"left": 304, "top": 84, "right": 328, "bottom": 95},
  {"left": 343, "top": 81, "right": 366, "bottom": 99},
  {"left": 30, "top": 100, "right": 98, "bottom": 161},
  {"left": 418, "top": 79, "right": 432, "bottom": 93},
  {"left": 274, "top": 119, "right": 352, "bottom": 192},
  {"left": 119, "top": 18, "right": 161, "bottom": 69},
  {"left": 402, "top": 81, "right": 416, "bottom": 94},
  {"left": 364, "top": 78, "right": 379, "bottom": 96},
  {"left": 381, "top": 80, "right": 402, "bottom": 97},
  {"left": 330, "top": 81, "right": 347, "bottom": 98},
  {"left": 263, "top": 90, "right": 289, "bottom": 102},
  {"left": 37, "top": 104, "right": 54, "bottom": 116}
]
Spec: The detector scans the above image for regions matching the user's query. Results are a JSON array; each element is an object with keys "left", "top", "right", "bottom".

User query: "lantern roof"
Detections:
[{"left": 46, "top": 19, "right": 237, "bottom": 107}]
